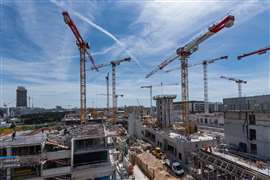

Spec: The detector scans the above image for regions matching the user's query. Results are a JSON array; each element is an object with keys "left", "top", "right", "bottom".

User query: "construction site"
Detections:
[{"left": 0, "top": 1, "right": 270, "bottom": 180}]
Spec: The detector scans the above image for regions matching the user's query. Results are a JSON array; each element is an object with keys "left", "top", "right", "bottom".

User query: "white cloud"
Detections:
[{"left": 1, "top": 0, "right": 269, "bottom": 108}]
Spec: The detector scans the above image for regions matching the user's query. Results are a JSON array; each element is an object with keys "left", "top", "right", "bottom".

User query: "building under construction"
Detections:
[
  {"left": 0, "top": 119, "right": 116, "bottom": 180},
  {"left": 191, "top": 95, "right": 270, "bottom": 180}
]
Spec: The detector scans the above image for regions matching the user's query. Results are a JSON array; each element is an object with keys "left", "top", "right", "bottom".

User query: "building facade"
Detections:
[
  {"left": 223, "top": 95, "right": 270, "bottom": 160},
  {"left": 16, "top": 86, "right": 27, "bottom": 108}
]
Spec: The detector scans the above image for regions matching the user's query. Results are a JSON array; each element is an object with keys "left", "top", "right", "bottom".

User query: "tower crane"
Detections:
[
  {"left": 146, "top": 15, "right": 234, "bottom": 134},
  {"left": 105, "top": 72, "right": 110, "bottom": 117},
  {"left": 141, "top": 82, "right": 179, "bottom": 115},
  {"left": 92, "top": 57, "right": 131, "bottom": 123},
  {"left": 220, "top": 76, "right": 247, "bottom": 97},
  {"left": 237, "top": 46, "right": 270, "bottom": 60},
  {"left": 165, "top": 56, "right": 228, "bottom": 113},
  {"left": 62, "top": 11, "right": 98, "bottom": 124},
  {"left": 96, "top": 93, "right": 124, "bottom": 116}
]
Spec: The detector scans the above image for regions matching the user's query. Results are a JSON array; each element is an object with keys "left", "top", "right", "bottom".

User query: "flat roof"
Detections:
[
  {"left": 153, "top": 95, "right": 176, "bottom": 100},
  {"left": 144, "top": 127, "right": 214, "bottom": 143},
  {"left": 0, "top": 132, "right": 45, "bottom": 148},
  {"left": 169, "top": 132, "right": 214, "bottom": 142}
]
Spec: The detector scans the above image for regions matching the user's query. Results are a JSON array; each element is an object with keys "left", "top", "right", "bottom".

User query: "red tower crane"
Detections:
[
  {"left": 92, "top": 57, "right": 131, "bottom": 123},
  {"left": 220, "top": 76, "right": 247, "bottom": 97},
  {"left": 165, "top": 56, "right": 228, "bottom": 113},
  {"left": 146, "top": 15, "right": 234, "bottom": 134},
  {"left": 237, "top": 46, "right": 270, "bottom": 60},
  {"left": 62, "top": 11, "right": 98, "bottom": 124}
]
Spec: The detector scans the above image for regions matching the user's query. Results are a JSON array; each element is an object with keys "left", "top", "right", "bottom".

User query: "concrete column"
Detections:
[{"left": 6, "top": 147, "right": 11, "bottom": 180}]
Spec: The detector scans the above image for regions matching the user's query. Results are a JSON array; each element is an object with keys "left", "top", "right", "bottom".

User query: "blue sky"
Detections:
[{"left": 0, "top": 0, "right": 269, "bottom": 108}]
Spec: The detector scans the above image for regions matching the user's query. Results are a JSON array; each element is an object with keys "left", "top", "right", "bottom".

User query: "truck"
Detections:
[{"left": 164, "top": 159, "right": 184, "bottom": 176}]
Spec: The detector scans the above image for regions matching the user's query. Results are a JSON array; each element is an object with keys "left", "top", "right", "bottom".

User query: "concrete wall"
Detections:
[
  {"left": 224, "top": 111, "right": 270, "bottom": 160},
  {"left": 128, "top": 112, "right": 143, "bottom": 139}
]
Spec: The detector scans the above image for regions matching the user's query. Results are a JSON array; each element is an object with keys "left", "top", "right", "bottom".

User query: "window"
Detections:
[
  {"left": 250, "top": 143, "right": 257, "bottom": 154},
  {"left": 204, "top": 118, "right": 208, "bottom": 124},
  {"left": 249, "top": 114, "right": 256, "bottom": 125},
  {"left": 178, "top": 153, "right": 182, "bottom": 160},
  {"left": 158, "top": 141, "right": 162, "bottom": 148},
  {"left": 167, "top": 145, "right": 175, "bottom": 154},
  {"left": 73, "top": 151, "right": 108, "bottom": 166},
  {"left": 249, "top": 129, "right": 256, "bottom": 141}
]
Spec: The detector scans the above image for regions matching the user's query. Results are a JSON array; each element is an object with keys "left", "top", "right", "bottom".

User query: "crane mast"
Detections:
[
  {"left": 105, "top": 73, "right": 110, "bottom": 117},
  {"left": 62, "top": 11, "right": 97, "bottom": 124},
  {"left": 220, "top": 76, "right": 247, "bottom": 97},
  {"left": 237, "top": 46, "right": 270, "bottom": 60},
  {"left": 92, "top": 57, "right": 131, "bottom": 123}
]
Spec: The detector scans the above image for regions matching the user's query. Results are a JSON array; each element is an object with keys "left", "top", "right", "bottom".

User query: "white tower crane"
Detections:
[
  {"left": 165, "top": 56, "right": 228, "bottom": 113},
  {"left": 92, "top": 57, "right": 131, "bottom": 123},
  {"left": 220, "top": 76, "right": 247, "bottom": 97}
]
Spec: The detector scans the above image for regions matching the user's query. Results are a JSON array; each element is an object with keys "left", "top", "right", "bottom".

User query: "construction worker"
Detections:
[{"left": 11, "top": 130, "right": 16, "bottom": 141}]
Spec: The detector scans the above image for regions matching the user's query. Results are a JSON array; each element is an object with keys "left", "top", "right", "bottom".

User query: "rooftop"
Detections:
[
  {"left": 153, "top": 95, "right": 177, "bottom": 100},
  {"left": 0, "top": 131, "right": 45, "bottom": 148},
  {"left": 145, "top": 126, "right": 215, "bottom": 143}
]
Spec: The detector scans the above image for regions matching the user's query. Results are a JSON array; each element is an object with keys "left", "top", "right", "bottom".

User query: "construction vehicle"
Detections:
[
  {"left": 141, "top": 82, "right": 178, "bottom": 115},
  {"left": 165, "top": 56, "right": 228, "bottom": 113},
  {"left": 146, "top": 15, "right": 235, "bottom": 134},
  {"left": 92, "top": 57, "right": 131, "bottom": 123},
  {"left": 237, "top": 46, "right": 270, "bottom": 60},
  {"left": 220, "top": 76, "right": 247, "bottom": 97},
  {"left": 62, "top": 11, "right": 98, "bottom": 124},
  {"left": 151, "top": 147, "right": 163, "bottom": 159}
]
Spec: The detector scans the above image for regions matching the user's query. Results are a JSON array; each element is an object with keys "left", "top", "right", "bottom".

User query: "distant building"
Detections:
[
  {"left": 191, "top": 112, "right": 224, "bottom": 128},
  {"left": 16, "top": 86, "right": 27, "bottom": 108},
  {"left": 154, "top": 95, "right": 176, "bottom": 129},
  {"left": 173, "top": 101, "right": 223, "bottom": 122},
  {"left": 223, "top": 95, "right": 270, "bottom": 159}
]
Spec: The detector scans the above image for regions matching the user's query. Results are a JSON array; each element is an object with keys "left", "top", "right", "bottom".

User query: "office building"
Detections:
[{"left": 16, "top": 86, "right": 27, "bottom": 108}]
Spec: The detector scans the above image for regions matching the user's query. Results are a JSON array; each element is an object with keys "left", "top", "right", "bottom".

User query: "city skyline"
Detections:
[{"left": 0, "top": 0, "right": 269, "bottom": 108}]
